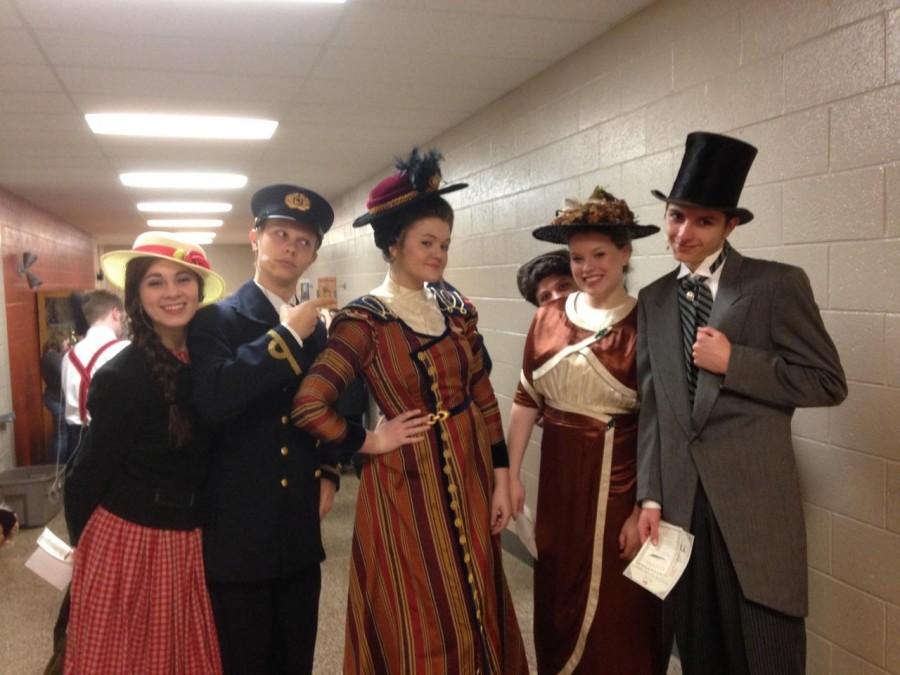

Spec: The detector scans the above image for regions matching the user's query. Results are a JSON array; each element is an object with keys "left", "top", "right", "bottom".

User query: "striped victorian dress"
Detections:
[
  {"left": 292, "top": 277, "right": 527, "bottom": 675},
  {"left": 515, "top": 292, "right": 664, "bottom": 675}
]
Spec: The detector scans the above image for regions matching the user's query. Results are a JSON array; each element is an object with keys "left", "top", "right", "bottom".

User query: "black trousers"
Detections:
[
  {"left": 62, "top": 424, "right": 83, "bottom": 465},
  {"left": 671, "top": 485, "right": 806, "bottom": 675},
  {"left": 208, "top": 564, "right": 322, "bottom": 675}
]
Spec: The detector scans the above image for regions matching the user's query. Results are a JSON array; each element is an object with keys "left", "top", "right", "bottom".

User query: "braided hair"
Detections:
[{"left": 123, "top": 257, "right": 204, "bottom": 447}]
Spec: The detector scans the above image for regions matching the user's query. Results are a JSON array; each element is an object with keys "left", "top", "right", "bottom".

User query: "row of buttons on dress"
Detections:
[{"left": 417, "top": 351, "right": 486, "bottom": 632}]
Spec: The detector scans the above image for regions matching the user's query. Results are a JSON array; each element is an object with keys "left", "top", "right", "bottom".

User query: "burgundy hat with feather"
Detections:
[{"left": 352, "top": 148, "right": 467, "bottom": 228}]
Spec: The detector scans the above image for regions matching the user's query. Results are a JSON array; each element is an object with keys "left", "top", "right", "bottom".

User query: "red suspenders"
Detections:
[{"left": 66, "top": 340, "right": 122, "bottom": 423}]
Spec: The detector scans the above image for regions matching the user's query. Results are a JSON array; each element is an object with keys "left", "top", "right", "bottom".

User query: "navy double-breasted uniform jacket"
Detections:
[{"left": 189, "top": 280, "right": 341, "bottom": 583}]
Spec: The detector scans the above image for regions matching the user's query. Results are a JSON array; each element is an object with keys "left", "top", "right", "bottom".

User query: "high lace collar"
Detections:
[{"left": 370, "top": 272, "right": 445, "bottom": 336}]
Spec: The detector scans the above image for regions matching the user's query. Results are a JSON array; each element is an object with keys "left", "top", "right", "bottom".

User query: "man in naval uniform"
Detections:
[{"left": 189, "top": 184, "right": 341, "bottom": 674}]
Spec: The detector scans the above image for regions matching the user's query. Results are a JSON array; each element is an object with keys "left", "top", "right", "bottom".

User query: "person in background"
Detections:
[
  {"left": 59, "top": 290, "right": 127, "bottom": 463},
  {"left": 516, "top": 248, "right": 575, "bottom": 308},
  {"left": 188, "top": 184, "right": 340, "bottom": 675},
  {"left": 636, "top": 132, "right": 847, "bottom": 675},
  {"left": 506, "top": 187, "right": 666, "bottom": 674},
  {"left": 40, "top": 331, "right": 69, "bottom": 463},
  {"left": 292, "top": 149, "right": 528, "bottom": 674},
  {"left": 63, "top": 232, "right": 227, "bottom": 674}
]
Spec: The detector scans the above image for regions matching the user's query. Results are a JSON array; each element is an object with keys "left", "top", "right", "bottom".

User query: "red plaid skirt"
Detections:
[{"left": 65, "top": 507, "right": 222, "bottom": 674}]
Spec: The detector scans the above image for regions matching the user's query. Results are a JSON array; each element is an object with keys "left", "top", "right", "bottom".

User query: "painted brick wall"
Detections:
[
  {"left": 0, "top": 187, "right": 95, "bottom": 467},
  {"left": 307, "top": 0, "right": 900, "bottom": 671}
]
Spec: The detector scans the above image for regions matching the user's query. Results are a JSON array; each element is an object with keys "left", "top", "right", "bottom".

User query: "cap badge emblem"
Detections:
[{"left": 285, "top": 192, "right": 311, "bottom": 211}]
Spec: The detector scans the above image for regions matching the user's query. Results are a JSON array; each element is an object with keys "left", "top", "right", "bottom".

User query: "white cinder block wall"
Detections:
[{"left": 306, "top": 0, "right": 900, "bottom": 671}]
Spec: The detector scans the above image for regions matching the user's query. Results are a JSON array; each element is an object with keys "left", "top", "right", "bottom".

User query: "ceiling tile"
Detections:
[
  {"left": 18, "top": 0, "right": 343, "bottom": 43},
  {"left": 420, "top": 0, "right": 649, "bottom": 22},
  {"left": 36, "top": 30, "right": 321, "bottom": 77},
  {"left": 334, "top": 5, "right": 604, "bottom": 61},
  {"left": 98, "top": 139, "right": 268, "bottom": 170},
  {"left": 68, "top": 93, "right": 288, "bottom": 120},
  {"left": 280, "top": 102, "right": 458, "bottom": 132},
  {"left": 313, "top": 46, "right": 546, "bottom": 92},
  {"left": 0, "top": 112, "right": 87, "bottom": 132},
  {"left": 0, "top": 0, "right": 20, "bottom": 27},
  {"left": 0, "top": 28, "right": 46, "bottom": 64},
  {"left": 57, "top": 67, "right": 303, "bottom": 103},
  {"left": 0, "top": 92, "right": 76, "bottom": 114},
  {"left": 298, "top": 76, "right": 488, "bottom": 112},
  {"left": 0, "top": 64, "right": 61, "bottom": 92}
]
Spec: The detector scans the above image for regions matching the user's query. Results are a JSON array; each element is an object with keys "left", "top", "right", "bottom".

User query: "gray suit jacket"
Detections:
[{"left": 636, "top": 248, "right": 846, "bottom": 617}]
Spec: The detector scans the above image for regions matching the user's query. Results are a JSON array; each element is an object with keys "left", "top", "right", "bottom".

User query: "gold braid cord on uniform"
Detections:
[{"left": 266, "top": 329, "right": 302, "bottom": 375}]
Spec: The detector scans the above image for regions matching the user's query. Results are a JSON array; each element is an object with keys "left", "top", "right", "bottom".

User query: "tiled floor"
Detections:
[{"left": 1, "top": 476, "right": 679, "bottom": 674}]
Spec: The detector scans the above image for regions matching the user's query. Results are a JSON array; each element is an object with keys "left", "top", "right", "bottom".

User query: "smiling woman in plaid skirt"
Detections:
[{"left": 63, "top": 233, "right": 227, "bottom": 674}]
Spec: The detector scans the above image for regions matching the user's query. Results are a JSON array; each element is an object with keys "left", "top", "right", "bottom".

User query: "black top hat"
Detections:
[
  {"left": 652, "top": 132, "right": 758, "bottom": 224},
  {"left": 352, "top": 148, "right": 467, "bottom": 228},
  {"left": 251, "top": 184, "right": 335, "bottom": 236},
  {"left": 532, "top": 186, "right": 659, "bottom": 244}
]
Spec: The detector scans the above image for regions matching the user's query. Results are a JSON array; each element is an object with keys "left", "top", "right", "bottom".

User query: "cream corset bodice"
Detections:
[
  {"left": 530, "top": 343, "right": 637, "bottom": 421},
  {"left": 521, "top": 294, "right": 638, "bottom": 422}
]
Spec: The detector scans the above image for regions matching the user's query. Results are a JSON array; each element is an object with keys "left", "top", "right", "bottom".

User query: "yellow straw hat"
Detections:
[{"left": 100, "top": 232, "right": 226, "bottom": 305}]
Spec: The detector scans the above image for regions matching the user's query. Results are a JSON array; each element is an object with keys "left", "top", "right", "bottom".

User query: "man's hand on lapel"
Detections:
[{"left": 693, "top": 326, "right": 731, "bottom": 374}]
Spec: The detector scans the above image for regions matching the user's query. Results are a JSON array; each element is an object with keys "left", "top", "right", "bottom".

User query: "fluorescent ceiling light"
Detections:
[
  {"left": 121, "top": 172, "right": 247, "bottom": 190},
  {"left": 138, "top": 201, "right": 232, "bottom": 214},
  {"left": 147, "top": 219, "right": 223, "bottom": 228},
  {"left": 86, "top": 113, "right": 278, "bottom": 140}
]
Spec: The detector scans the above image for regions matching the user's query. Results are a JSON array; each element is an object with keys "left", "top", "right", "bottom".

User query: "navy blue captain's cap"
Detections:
[{"left": 250, "top": 184, "right": 335, "bottom": 236}]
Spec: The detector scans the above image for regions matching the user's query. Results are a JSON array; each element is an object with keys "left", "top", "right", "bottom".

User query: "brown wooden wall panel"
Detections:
[{"left": 1, "top": 187, "right": 95, "bottom": 465}]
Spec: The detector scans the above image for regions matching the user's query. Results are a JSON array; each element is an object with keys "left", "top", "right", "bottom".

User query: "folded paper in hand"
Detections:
[
  {"left": 25, "top": 528, "right": 73, "bottom": 591},
  {"left": 623, "top": 520, "right": 693, "bottom": 600}
]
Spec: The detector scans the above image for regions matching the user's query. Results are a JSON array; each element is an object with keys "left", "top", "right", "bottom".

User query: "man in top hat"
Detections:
[
  {"left": 188, "top": 184, "right": 341, "bottom": 674},
  {"left": 635, "top": 132, "right": 847, "bottom": 674}
]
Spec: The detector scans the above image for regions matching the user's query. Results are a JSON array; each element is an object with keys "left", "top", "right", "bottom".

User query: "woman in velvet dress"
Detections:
[
  {"left": 292, "top": 150, "right": 527, "bottom": 675},
  {"left": 64, "top": 233, "right": 226, "bottom": 674},
  {"left": 506, "top": 188, "right": 665, "bottom": 675}
]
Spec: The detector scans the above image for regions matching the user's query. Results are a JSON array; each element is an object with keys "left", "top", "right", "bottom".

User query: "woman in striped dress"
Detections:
[
  {"left": 292, "top": 150, "right": 528, "bottom": 674},
  {"left": 63, "top": 233, "right": 226, "bottom": 674}
]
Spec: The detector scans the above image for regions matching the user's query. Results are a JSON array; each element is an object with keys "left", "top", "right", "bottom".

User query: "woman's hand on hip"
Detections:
[{"left": 362, "top": 410, "right": 432, "bottom": 455}]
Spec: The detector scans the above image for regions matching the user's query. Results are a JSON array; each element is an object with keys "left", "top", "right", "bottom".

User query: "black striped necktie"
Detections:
[{"left": 678, "top": 246, "right": 728, "bottom": 402}]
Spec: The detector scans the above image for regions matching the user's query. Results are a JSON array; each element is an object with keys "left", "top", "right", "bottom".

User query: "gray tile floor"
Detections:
[{"left": 1, "top": 477, "right": 679, "bottom": 674}]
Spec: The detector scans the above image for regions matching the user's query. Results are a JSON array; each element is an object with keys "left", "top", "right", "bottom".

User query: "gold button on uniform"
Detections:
[
  {"left": 447, "top": 484, "right": 457, "bottom": 493},
  {"left": 280, "top": 446, "right": 289, "bottom": 456},
  {"left": 281, "top": 416, "right": 289, "bottom": 425},
  {"left": 454, "top": 518, "right": 462, "bottom": 528},
  {"left": 314, "top": 469, "right": 322, "bottom": 478},
  {"left": 280, "top": 478, "right": 289, "bottom": 488},
  {"left": 459, "top": 535, "right": 467, "bottom": 545},
  {"left": 443, "top": 465, "right": 452, "bottom": 475}
]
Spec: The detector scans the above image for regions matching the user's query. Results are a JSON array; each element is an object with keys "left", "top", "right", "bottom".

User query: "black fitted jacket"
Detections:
[{"left": 64, "top": 345, "right": 210, "bottom": 545}]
